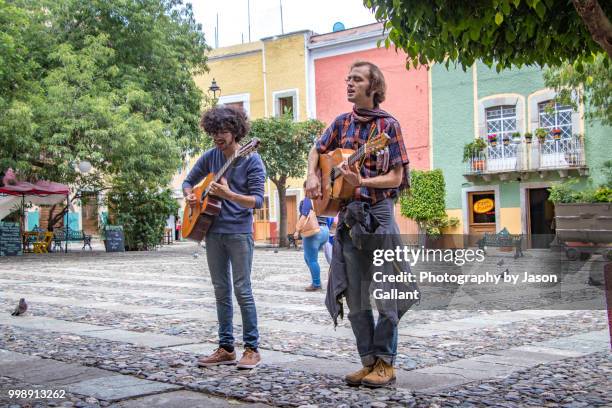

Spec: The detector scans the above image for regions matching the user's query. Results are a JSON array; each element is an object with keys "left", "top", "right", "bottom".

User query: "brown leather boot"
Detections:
[
  {"left": 344, "top": 365, "right": 374, "bottom": 386},
  {"left": 197, "top": 347, "right": 236, "bottom": 367},
  {"left": 361, "top": 359, "right": 396, "bottom": 387},
  {"left": 237, "top": 347, "right": 261, "bottom": 369}
]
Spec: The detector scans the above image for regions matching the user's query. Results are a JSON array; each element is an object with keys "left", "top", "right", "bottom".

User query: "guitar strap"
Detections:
[
  {"left": 376, "top": 118, "right": 390, "bottom": 174},
  {"left": 358, "top": 123, "right": 378, "bottom": 169}
]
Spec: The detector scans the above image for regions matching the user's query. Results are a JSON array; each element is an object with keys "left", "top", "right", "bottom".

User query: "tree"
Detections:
[
  {"left": 246, "top": 115, "right": 325, "bottom": 247},
  {"left": 106, "top": 187, "right": 179, "bottom": 251},
  {"left": 1, "top": 0, "right": 208, "bottom": 186},
  {"left": 0, "top": 0, "right": 208, "bottom": 248},
  {"left": 365, "top": 0, "right": 612, "bottom": 71},
  {"left": 543, "top": 53, "right": 611, "bottom": 126},
  {"left": 399, "top": 169, "right": 458, "bottom": 238}
]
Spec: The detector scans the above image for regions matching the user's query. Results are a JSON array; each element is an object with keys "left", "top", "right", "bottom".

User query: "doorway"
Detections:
[
  {"left": 81, "top": 192, "right": 99, "bottom": 236},
  {"left": 286, "top": 195, "right": 297, "bottom": 234},
  {"left": 527, "top": 188, "right": 555, "bottom": 248},
  {"left": 467, "top": 191, "right": 496, "bottom": 246}
]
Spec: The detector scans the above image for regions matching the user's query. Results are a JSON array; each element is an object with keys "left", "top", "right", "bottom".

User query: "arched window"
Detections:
[
  {"left": 478, "top": 95, "right": 525, "bottom": 168},
  {"left": 537, "top": 100, "right": 574, "bottom": 139},
  {"left": 486, "top": 105, "right": 517, "bottom": 141}
]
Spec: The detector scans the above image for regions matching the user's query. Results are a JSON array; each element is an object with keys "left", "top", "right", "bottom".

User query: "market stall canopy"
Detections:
[
  {"left": 0, "top": 180, "right": 70, "bottom": 220},
  {"left": 0, "top": 180, "right": 70, "bottom": 196}
]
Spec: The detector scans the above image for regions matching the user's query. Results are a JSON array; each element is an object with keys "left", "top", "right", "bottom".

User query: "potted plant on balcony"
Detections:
[
  {"left": 511, "top": 132, "right": 521, "bottom": 143},
  {"left": 524, "top": 132, "right": 533, "bottom": 143},
  {"left": 503, "top": 134, "right": 511, "bottom": 146},
  {"left": 552, "top": 127, "right": 562, "bottom": 139},
  {"left": 463, "top": 138, "right": 487, "bottom": 171},
  {"left": 535, "top": 127, "right": 548, "bottom": 143},
  {"left": 487, "top": 133, "right": 498, "bottom": 147}
]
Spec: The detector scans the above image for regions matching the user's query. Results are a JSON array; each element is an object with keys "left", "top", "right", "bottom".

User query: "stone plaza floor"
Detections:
[{"left": 0, "top": 241, "right": 610, "bottom": 407}]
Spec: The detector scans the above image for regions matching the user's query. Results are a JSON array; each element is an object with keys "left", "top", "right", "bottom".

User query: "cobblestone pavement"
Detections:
[{"left": 0, "top": 242, "right": 610, "bottom": 407}]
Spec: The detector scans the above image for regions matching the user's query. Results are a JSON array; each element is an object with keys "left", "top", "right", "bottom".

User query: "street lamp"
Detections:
[
  {"left": 78, "top": 160, "right": 92, "bottom": 174},
  {"left": 208, "top": 79, "right": 221, "bottom": 104}
]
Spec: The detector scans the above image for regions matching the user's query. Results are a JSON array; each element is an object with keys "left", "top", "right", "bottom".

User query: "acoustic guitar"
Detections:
[
  {"left": 312, "top": 133, "right": 390, "bottom": 216},
  {"left": 182, "top": 138, "right": 261, "bottom": 242}
]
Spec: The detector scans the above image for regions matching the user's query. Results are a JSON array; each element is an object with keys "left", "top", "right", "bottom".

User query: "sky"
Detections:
[{"left": 189, "top": 0, "right": 378, "bottom": 48}]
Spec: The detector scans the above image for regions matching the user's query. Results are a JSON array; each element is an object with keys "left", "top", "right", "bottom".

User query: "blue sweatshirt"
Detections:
[{"left": 182, "top": 148, "right": 266, "bottom": 234}]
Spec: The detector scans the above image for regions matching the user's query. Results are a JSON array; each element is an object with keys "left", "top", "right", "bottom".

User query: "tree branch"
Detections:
[{"left": 572, "top": 0, "right": 612, "bottom": 58}]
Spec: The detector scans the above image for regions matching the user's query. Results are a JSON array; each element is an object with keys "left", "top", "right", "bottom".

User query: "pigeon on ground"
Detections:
[
  {"left": 498, "top": 268, "right": 509, "bottom": 278},
  {"left": 496, "top": 259, "right": 505, "bottom": 267},
  {"left": 193, "top": 252, "right": 199, "bottom": 259},
  {"left": 11, "top": 298, "right": 27, "bottom": 316}
]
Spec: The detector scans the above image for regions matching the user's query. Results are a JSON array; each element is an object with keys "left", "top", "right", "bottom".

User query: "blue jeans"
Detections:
[
  {"left": 302, "top": 225, "right": 329, "bottom": 287},
  {"left": 205, "top": 232, "right": 259, "bottom": 349},
  {"left": 340, "top": 228, "right": 398, "bottom": 367}
]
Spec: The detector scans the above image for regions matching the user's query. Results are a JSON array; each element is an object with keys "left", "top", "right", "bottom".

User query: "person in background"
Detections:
[
  {"left": 175, "top": 215, "right": 181, "bottom": 241},
  {"left": 323, "top": 215, "right": 338, "bottom": 264},
  {"left": 295, "top": 184, "right": 330, "bottom": 291}
]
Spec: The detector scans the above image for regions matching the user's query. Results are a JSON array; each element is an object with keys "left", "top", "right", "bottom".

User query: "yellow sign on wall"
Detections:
[{"left": 474, "top": 198, "right": 494, "bottom": 214}]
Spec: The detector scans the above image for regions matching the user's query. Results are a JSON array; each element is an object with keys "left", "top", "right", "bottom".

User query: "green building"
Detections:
[{"left": 431, "top": 62, "right": 610, "bottom": 247}]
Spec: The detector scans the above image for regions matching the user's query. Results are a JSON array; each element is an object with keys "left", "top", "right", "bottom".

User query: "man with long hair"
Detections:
[
  {"left": 183, "top": 105, "right": 265, "bottom": 369},
  {"left": 305, "top": 61, "right": 410, "bottom": 387}
]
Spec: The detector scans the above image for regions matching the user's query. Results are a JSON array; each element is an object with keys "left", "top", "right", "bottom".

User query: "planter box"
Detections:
[{"left": 555, "top": 203, "right": 612, "bottom": 244}]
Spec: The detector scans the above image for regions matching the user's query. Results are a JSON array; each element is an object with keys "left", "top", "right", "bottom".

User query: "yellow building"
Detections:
[{"left": 171, "top": 31, "right": 313, "bottom": 242}]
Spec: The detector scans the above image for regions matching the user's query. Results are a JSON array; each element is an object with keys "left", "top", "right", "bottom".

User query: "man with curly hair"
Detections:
[{"left": 182, "top": 105, "right": 266, "bottom": 369}]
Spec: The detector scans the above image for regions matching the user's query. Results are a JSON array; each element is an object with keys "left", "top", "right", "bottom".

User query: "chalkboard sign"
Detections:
[
  {"left": 0, "top": 222, "right": 23, "bottom": 256},
  {"left": 104, "top": 225, "right": 125, "bottom": 252}
]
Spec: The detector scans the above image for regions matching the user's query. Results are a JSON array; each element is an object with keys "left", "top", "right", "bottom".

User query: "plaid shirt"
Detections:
[{"left": 316, "top": 112, "right": 409, "bottom": 204}]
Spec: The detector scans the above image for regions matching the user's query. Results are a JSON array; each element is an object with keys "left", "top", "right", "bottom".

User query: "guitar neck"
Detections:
[
  {"left": 347, "top": 144, "right": 367, "bottom": 165},
  {"left": 213, "top": 152, "right": 238, "bottom": 183},
  {"left": 330, "top": 144, "right": 368, "bottom": 181}
]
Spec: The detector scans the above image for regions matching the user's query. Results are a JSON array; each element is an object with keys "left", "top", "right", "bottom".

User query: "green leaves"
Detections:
[
  {"left": 365, "top": 0, "right": 609, "bottom": 71},
  {"left": 400, "top": 169, "right": 455, "bottom": 235},
  {"left": 106, "top": 187, "right": 179, "bottom": 251},
  {"left": 543, "top": 53, "right": 612, "bottom": 126},
  {"left": 1, "top": 0, "right": 207, "bottom": 190},
  {"left": 400, "top": 169, "right": 447, "bottom": 222},
  {"left": 495, "top": 12, "right": 504, "bottom": 26},
  {"left": 246, "top": 115, "right": 325, "bottom": 183}
]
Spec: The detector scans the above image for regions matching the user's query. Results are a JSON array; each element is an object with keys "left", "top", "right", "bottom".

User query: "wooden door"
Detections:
[
  {"left": 468, "top": 191, "right": 496, "bottom": 246},
  {"left": 253, "top": 197, "right": 269, "bottom": 241},
  {"left": 81, "top": 193, "right": 99, "bottom": 235},
  {"left": 286, "top": 195, "right": 297, "bottom": 234}
]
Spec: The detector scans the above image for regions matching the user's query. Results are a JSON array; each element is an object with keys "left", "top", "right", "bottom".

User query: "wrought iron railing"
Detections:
[
  {"left": 536, "top": 135, "right": 586, "bottom": 169},
  {"left": 465, "top": 136, "right": 586, "bottom": 175}
]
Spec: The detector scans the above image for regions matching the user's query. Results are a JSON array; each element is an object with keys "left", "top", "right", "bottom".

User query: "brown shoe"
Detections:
[
  {"left": 236, "top": 347, "right": 261, "bottom": 369},
  {"left": 197, "top": 347, "right": 236, "bottom": 367},
  {"left": 344, "top": 365, "right": 374, "bottom": 386},
  {"left": 304, "top": 285, "right": 322, "bottom": 292},
  {"left": 361, "top": 359, "right": 396, "bottom": 387}
]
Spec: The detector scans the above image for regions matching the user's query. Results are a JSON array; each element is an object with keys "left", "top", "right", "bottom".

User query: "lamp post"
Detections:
[
  {"left": 78, "top": 160, "right": 92, "bottom": 174},
  {"left": 208, "top": 78, "right": 221, "bottom": 106}
]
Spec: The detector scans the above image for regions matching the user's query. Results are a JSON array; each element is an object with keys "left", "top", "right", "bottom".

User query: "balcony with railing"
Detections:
[{"left": 464, "top": 135, "right": 588, "bottom": 181}]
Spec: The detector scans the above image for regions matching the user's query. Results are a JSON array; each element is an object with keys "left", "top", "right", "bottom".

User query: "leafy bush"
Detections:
[
  {"left": 548, "top": 179, "right": 612, "bottom": 204},
  {"left": 424, "top": 216, "right": 460, "bottom": 237},
  {"left": 593, "top": 187, "right": 612, "bottom": 203},
  {"left": 106, "top": 187, "right": 178, "bottom": 251},
  {"left": 400, "top": 169, "right": 457, "bottom": 235},
  {"left": 602, "top": 160, "right": 612, "bottom": 189},
  {"left": 462, "top": 138, "right": 487, "bottom": 162}
]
